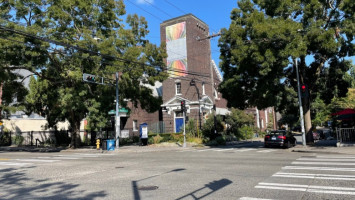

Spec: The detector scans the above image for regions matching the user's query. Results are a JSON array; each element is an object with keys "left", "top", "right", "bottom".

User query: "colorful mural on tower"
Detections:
[{"left": 166, "top": 22, "right": 187, "bottom": 77}]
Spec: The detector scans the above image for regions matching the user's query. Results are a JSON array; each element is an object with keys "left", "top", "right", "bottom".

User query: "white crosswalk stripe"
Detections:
[
  {"left": 177, "top": 148, "right": 276, "bottom": 153},
  {"left": 257, "top": 149, "right": 277, "bottom": 153},
  {"left": 253, "top": 155, "right": 355, "bottom": 198},
  {"left": 0, "top": 153, "right": 109, "bottom": 169},
  {"left": 234, "top": 148, "right": 257, "bottom": 152}
]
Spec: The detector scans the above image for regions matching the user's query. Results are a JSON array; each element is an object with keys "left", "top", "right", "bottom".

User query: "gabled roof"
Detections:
[
  {"left": 162, "top": 96, "right": 190, "bottom": 106},
  {"left": 211, "top": 60, "right": 223, "bottom": 82}
]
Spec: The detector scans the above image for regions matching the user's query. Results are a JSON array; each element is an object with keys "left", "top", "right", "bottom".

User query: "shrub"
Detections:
[
  {"left": 238, "top": 126, "right": 254, "bottom": 140},
  {"left": 0, "top": 132, "right": 11, "bottom": 146},
  {"left": 186, "top": 137, "right": 203, "bottom": 144},
  {"left": 169, "top": 133, "right": 183, "bottom": 143},
  {"left": 215, "top": 136, "right": 226, "bottom": 145},
  {"left": 201, "top": 114, "right": 225, "bottom": 140},
  {"left": 13, "top": 135, "right": 24, "bottom": 146},
  {"left": 152, "top": 134, "right": 163, "bottom": 144}
]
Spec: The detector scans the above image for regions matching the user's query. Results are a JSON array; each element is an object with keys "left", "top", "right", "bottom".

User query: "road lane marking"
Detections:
[
  {"left": 257, "top": 149, "right": 277, "bottom": 153},
  {"left": 15, "top": 159, "right": 60, "bottom": 162},
  {"left": 215, "top": 148, "right": 234, "bottom": 152},
  {"left": 273, "top": 172, "right": 355, "bottom": 181},
  {"left": 316, "top": 156, "right": 355, "bottom": 159},
  {"left": 196, "top": 149, "right": 214, "bottom": 152},
  {"left": 0, "top": 162, "right": 33, "bottom": 166},
  {"left": 55, "top": 155, "right": 99, "bottom": 158},
  {"left": 282, "top": 166, "right": 355, "bottom": 172},
  {"left": 297, "top": 158, "right": 355, "bottom": 162},
  {"left": 256, "top": 182, "right": 355, "bottom": 195},
  {"left": 0, "top": 158, "right": 10, "bottom": 161},
  {"left": 292, "top": 161, "right": 355, "bottom": 166},
  {"left": 234, "top": 148, "right": 257, "bottom": 152},
  {"left": 38, "top": 156, "right": 80, "bottom": 160},
  {"left": 255, "top": 185, "right": 306, "bottom": 191}
]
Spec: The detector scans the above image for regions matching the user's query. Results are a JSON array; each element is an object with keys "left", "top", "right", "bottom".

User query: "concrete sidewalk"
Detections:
[{"left": 1, "top": 139, "right": 355, "bottom": 155}]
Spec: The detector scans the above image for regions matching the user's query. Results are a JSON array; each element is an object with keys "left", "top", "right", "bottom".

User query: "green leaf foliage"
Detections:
[
  {"left": 1, "top": 0, "right": 167, "bottom": 147},
  {"left": 219, "top": 0, "right": 354, "bottom": 131}
]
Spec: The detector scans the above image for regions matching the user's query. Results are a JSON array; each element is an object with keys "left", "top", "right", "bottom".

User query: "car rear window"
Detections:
[{"left": 270, "top": 131, "right": 286, "bottom": 136}]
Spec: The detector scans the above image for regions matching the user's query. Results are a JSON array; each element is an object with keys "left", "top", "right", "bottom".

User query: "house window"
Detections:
[
  {"left": 176, "top": 82, "right": 181, "bottom": 95},
  {"left": 202, "top": 83, "right": 205, "bottom": 95},
  {"left": 133, "top": 120, "right": 138, "bottom": 131}
]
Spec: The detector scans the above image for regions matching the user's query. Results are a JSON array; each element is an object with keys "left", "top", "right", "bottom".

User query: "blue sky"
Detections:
[
  {"left": 124, "top": 0, "right": 237, "bottom": 68},
  {"left": 124, "top": 0, "right": 354, "bottom": 70}
]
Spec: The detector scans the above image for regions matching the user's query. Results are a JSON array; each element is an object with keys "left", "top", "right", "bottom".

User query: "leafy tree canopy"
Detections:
[
  {"left": 0, "top": 0, "right": 167, "bottom": 146},
  {"left": 219, "top": 0, "right": 354, "bottom": 111}
]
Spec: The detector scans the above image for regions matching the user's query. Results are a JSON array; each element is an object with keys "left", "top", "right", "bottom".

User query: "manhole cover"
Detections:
[{"left": 137, "top": 186, "right": 159, "bottom": 191}]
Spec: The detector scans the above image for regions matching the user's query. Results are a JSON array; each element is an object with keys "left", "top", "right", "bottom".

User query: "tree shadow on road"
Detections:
[{"left": 0, "top": 167, "right": 107, "bottom": 199}]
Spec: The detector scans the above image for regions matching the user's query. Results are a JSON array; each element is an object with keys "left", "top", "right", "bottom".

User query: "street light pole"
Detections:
[
  {"left": 295, "top": 59, "right": 306, "bottom": 146},
  {"left": 115, "top": 72, "right": 120, "bottom": 149}
]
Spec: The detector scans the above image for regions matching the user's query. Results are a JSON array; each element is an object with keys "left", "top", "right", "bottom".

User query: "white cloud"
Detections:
[{"left": 137, "top": 0, "right": 154, "bottom": 4}]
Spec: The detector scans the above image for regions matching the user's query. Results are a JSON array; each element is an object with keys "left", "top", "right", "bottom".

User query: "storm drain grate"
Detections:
[{"left": 136, "top": 186, "right": 159, "bottom": 191}]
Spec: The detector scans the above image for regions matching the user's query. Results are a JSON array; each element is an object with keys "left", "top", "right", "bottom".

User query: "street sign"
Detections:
[{"left": 108, "top": 108, "right": 130, "bottom": 115}]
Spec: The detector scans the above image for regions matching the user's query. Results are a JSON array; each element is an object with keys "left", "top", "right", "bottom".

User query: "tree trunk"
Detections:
[
  {"left": 70, "top": 120, "right": 81, "bottom": 148},
  {"left": 303, "top": 96, "right": 314, "bottom": 144}
]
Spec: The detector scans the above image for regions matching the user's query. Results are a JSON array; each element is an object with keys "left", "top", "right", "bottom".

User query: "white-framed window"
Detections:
[
  {"left": 133, "top": 120, "right": 138, "bottom": 131},
  {"left": 214, "top": 89, "right": 218, "bottom": 99},
  {"left": 202, "top": 83, "right": 205, "bottom": 95},
  {"left": 176, "top": 82, "right": 181, "bottom": 95}
]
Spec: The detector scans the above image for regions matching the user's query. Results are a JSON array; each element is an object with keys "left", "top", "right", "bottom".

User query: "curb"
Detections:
[{"left": 291, "top": 149, "right": 341, "bottom": 154}]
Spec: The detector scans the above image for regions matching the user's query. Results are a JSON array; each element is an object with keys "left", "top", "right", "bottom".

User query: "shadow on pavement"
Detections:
[
  {"left": 0, "top": 167, "right": 107, "bottom": 199},
  {"left": 132, "top": 168, "right": 186, "bottom": 200},
  {"left": 176, "top": 178, "right": 233, "bottom": 200}
]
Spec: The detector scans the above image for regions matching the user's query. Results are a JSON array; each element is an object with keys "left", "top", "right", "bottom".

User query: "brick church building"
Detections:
[
  {"left": 123, "top": 14, "right": 228, "bottom": 135},
  {"left": 122, "top": 14, "right": 278, "bottom": 136}
]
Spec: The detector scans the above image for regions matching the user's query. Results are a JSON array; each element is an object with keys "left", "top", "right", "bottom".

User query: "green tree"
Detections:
[
  {"left": 1, "top": 0, "right": 167, "bottom": 147},
  {"left": 311, "top": 96, "right": 330, "bottom": 127},
  {"left": 219, "top": 0, "right": 354, "bottom": 143},
  {"left": 225, "top": 108, "right": 255, "bottom": 139},
  {"left": 201, "top": 114, "right": 225, "bottom": 140}
]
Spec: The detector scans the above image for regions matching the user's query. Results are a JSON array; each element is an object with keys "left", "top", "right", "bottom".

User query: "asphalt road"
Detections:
[{"left": 1, "top": 142, "right": 355, "bottom": 200}]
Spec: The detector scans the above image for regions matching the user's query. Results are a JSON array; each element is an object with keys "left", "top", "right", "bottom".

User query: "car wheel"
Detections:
[{"left": 264, "top": 144, "right": 269, "bottom": 148}]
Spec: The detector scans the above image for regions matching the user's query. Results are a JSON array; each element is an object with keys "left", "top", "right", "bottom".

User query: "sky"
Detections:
[
  {"left": 124, "top": 0, "right": 354, "bottom": 70},
  {"left": 124, "top": 0, "right": 237, "bottom": 69}
]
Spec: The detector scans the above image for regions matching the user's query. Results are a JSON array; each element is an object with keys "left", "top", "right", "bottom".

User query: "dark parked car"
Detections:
[{"left": 264, "top": 130, "right": 297, "bottom": 148}]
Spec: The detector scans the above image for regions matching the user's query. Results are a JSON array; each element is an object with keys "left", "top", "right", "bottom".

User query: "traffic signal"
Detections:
[
  {"left": 181, "top": 100, "right": 186, "bottom": 112},
  {"left": 300, "top": 84, "right": 308, "bottom": 98},
  {"left": 83, "top": 73, "right": 96, "bottom": 83}
]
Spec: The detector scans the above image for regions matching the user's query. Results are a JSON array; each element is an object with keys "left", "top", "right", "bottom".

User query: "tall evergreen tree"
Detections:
[{"left": 219, "top": 0, "right": 354, "bottom": 143}]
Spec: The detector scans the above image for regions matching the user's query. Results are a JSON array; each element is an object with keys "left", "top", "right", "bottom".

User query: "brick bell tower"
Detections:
[{"left": 160, "top": 14, "right": 215, "bottom": 133}]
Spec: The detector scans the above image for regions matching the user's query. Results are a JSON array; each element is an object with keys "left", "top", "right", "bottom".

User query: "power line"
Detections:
[
  {"left": 142, "top": 0, "right": 174, "bottom": 18},
  {"left": 0, "top": 28, "right": 216, "bottom": 80},
  {"left": 163, "top": 0, "right": 187, "bottom": 15},
  {"left": 126, "top": 0, "right": 164, "bottom": 22}
]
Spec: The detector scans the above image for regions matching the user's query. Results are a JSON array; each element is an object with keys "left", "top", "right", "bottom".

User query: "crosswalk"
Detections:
[
  {"left": 241, "top": 155, "right": 355, "bottom": 199},
  {"left": 176, "top": 148, "right": 279, "bottom": 154},
  {"left": 0, "top": 153, "right": 112, "bottom": 169}
]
